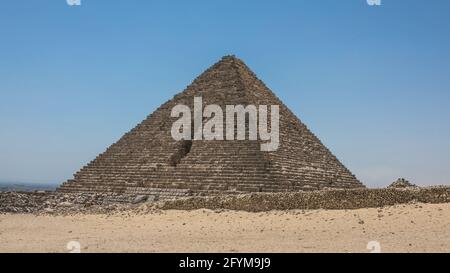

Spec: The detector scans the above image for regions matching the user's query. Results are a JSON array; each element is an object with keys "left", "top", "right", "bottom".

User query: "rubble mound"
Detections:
[
  {"left": 2, "top": 186, "right": 450, "bottom": 214},
  {"left": 388, "top": 178, "right": 418, "bottom": 189}
]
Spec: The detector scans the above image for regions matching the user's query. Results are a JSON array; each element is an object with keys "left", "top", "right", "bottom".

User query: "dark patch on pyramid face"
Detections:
[{"left": 58, "top": 56, "right": 364, "bottom": 197}]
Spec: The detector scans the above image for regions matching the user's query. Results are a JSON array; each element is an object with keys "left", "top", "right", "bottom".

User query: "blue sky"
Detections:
[{"left": 1, "top": 0, "right": 449, "bottom": 187}]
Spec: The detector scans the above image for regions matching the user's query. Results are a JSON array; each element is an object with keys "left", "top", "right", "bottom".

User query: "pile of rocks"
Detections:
[
  {"left": 388, "top": 178, "right": 418, "bottom": 189},
  {"left": 0, "top": 191, "right": 151, "bottom": 214},
  {"left": 153, "top": 186, "right": 450, "bottom": 212},
  {"left": 2, "top": 184, "right": 450, "bottom": 214},
  {"left": 0, "top": 191, "right": 47, "bottom": 214}
]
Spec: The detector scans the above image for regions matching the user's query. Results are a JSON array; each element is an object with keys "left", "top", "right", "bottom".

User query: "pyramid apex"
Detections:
[
  {"left": 220, "top": 54, "right": 242, "bottom": 62},
  {"left": 222, "top": 54, "right": 237, "bottom": 59}
]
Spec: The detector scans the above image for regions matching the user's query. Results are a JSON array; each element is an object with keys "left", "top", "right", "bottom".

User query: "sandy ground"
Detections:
[{"left": 0, "top": 203, "right": 449, "bottom": 253}]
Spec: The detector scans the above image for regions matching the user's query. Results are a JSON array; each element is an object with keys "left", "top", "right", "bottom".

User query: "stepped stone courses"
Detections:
[{"left": 58, "top": 56, "right": 364, "bottom": 196}]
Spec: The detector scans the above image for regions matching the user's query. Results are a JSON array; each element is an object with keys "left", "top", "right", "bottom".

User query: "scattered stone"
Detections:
[
  {"left": 132, "top": 195, "right": 148, "bottom": 204},
  {"left": 155, "top": 186, "right": 450, "bottom": 212},
  {"left": 58, "top": 202, "right": 73, "bottom": 207},
  {"left": 1, "top": 185, "right": 450, "bottom": 215},
  {"left": 147, "top": 195, "right": 157, "bottom": 202},
  {"left": 44, "top": 208, "right": 54, "bottom": 214}
]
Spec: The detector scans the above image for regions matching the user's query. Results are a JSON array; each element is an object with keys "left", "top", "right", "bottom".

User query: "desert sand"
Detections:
[{"left": 0, "top": 203, "right": 449, "bottom": 253}]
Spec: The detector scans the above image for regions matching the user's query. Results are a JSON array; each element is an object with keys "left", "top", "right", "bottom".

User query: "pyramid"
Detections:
[
  {"left": 388, "top": 178, "right": 417, "bottom": 189},
  {"left": 58, "top": 56, "right": 364, "bottom": 198}
]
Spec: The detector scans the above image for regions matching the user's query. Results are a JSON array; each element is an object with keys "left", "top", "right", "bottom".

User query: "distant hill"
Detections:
[{"left": 0, "top": 182, "right": 57, "bottom": 192}]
